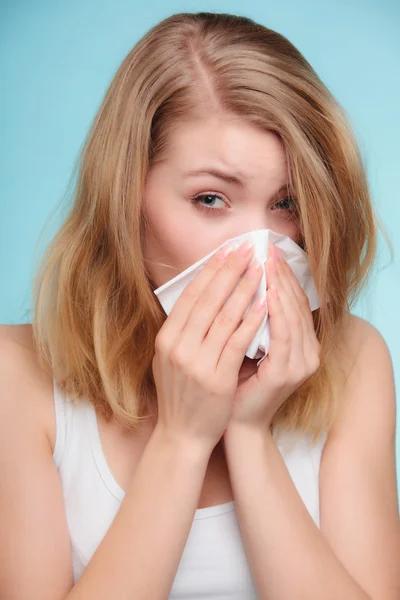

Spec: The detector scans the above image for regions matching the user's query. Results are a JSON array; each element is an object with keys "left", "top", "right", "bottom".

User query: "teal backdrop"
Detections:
[{"left": 1, "top": 0, "right": 399, "bottom": 495}]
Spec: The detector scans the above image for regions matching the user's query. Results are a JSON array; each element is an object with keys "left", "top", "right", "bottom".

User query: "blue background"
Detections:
[{"left": 1, "top": 0, "right": 399, "bottom": 488}]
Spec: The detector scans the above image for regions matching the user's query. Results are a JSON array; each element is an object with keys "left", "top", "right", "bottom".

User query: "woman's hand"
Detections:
[
  {"left": 152, "top": 239, "right": 267, "bottom": 454},
  {"left": 227, "top": 243, "right": 321, "bottom": 433}
]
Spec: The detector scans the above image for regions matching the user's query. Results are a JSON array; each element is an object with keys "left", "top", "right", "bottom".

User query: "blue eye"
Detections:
[
  {"left": 190, "top": 193, "right": 298, "bottom": 215},
  {"left": 273, "top": 196, "right": 297, "bottom": 212},
  {"left": 190, "top": 193, "right": 226, "bottom": 212}
]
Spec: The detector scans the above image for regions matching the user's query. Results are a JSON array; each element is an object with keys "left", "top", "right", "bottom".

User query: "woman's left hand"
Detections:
[{"left": 225, "top": 243, "right": 321, "bottom": 434}]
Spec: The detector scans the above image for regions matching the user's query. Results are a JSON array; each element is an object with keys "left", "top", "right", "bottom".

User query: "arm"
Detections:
[
  {"left": 0, "top": 329, "right": 211, "bottom": 600},
  {"left": 69, "top": 424, "right": 210, "bottom": 600},
  {"left": 223, "top": 319, "right": 400, "bottom": 600}
]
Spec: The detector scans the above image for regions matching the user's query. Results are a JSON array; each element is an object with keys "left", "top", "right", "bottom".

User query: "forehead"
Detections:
[{"left": 165, "top": 117, "right": 288, "bottom": 181}]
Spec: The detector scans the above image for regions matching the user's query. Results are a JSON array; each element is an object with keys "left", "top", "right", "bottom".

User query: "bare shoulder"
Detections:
[
  {"left": 336, "top": 312, "right": 383, "bottom": 360},
  {"left": 327, "top": 312, "right": 395, "bottom": 441},
  {"left": 0, "top": 322, "right": 37, "bottom": 348},
  {"left": 0, "top": 324, "right": 56, "bottom": 450},
  {"left": 0, "top": 325, "right": 74, "bottom": 596}
]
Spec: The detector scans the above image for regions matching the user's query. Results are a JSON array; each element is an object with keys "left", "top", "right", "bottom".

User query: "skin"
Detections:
[
  {"left": 0, "top": 116, "right": 397, "bottom": 599},
  {"left": 142, "top": 114, "right": 302, "bottom": 427},
  {"left": 142, "top": 115, "right": 301, "bottom": 290},
  {"left": 142, "top": 129, "right": 400, "bottom": 600}
]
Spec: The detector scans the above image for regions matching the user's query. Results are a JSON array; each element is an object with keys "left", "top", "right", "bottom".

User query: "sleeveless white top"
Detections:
[{"left": 52, "top": 379, "right": 327, "bottom": 598}]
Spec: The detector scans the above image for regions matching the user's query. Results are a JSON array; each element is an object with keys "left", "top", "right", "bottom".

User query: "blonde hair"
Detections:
[{"left": 31, "top": 12, "right": 393, "bottom": 444}]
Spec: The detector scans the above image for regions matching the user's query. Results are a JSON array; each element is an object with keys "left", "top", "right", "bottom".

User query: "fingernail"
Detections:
[
  {"left": 247, "top": 259, "right": 261, "bottom": 278},
  {"left": 254, "top": 296, "right": 267, "bottom": 311},
  {"left": 217, "top": 243, "right": 235, "bottom": 261},
  {"left": 238, "top": 240, "right": 254, "bottom": 257},
  {"left": 269, "top": 244, "right": 280, "bottom": 261},
  {"left": 270, "top": 284, "right": 279, "bottom": 299},
  {"left": 267, "top": 256, "right": 276, "bottom": 273}
]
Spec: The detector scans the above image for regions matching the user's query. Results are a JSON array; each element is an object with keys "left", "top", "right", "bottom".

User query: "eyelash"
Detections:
[{"left": 189, "top": 192, "right": 298, "bottom": 216}]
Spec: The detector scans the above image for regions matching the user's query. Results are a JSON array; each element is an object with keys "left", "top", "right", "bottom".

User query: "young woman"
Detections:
[{"left": 1, "top": 11, "right": 399, "bottom": 600}]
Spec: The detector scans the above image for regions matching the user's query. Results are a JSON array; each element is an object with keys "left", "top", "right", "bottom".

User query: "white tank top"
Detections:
[{"left": 52, "top": 378, "right": 327, "bottom": 598}]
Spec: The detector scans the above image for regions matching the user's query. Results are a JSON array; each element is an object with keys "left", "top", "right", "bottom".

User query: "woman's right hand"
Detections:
[{"left": 152, "top": 239, "right": 268, "bottom": 454}]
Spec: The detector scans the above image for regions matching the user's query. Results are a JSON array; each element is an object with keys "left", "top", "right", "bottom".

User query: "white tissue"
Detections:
[{"left": 154, "top": 229, "right": 320, "bottom": 367}]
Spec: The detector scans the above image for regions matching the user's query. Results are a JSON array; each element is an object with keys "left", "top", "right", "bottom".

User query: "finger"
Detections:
[
  {"left": 181, "top": 242, "right": 256, "bottom": 350},
  {"left": 276, "top": 248, "right": 320, "bottom": 376},
  {"left": 273, "top": 247, "right": 315, "bottom": 332},
  {"left": 270, "top": 247, "right": 302, "bottom": 315},
  {"left": 274, "top": 251, "right": 321, "bottom": 375},
  {"left": 267, "top": 252, "right": 304, "bottom": 363},
  {"left": 273, "top": 250, "right": 317, "bottom": 349},
  {"left": 263, "top": 284, "right": 290, "bottom": 373},
  {"left": 274, "top": 257, "right": 320, "bottom": 374},
  {"left": 217, "top": 293, "right": 268, "bottom": 379},
  {"left": 202, "top": 258, "right": 265, "bottom": 367},
  {"left": 161, "top": 241, "right": 236, "bottom": 334}
]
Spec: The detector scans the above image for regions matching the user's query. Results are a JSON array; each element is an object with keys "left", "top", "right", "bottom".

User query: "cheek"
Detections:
[
  {"left": 143, "top": 211, "right": 211, "bottom": 287},
  {"left": 144, "top": 194, "right": 220, "bottom": 272},
  {"left": 270, "top": 218, "right": 301, "bottom": 246},
  {"left": 143, "top": 183, "right": 199, "bottom": 251}
]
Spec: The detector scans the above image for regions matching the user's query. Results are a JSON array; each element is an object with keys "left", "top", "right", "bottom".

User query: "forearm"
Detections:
[
  {"left": 67, "top": 425, "right": 211, "bottom": 600},
  {"left": 223, "top": 426, "right": 371, "bottom": 600}
]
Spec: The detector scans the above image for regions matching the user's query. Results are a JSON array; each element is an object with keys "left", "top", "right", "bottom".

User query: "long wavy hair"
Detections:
[{"left": 31, "top": 12, "right": 393, "bottom": 444}]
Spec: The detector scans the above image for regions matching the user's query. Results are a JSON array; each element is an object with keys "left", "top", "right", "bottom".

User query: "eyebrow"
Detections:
[
  {"left": 184, "top": 167, "right": 246, "bottom": 187},
  {"left": 183, "top": 167, "right": 289, "bottom": 195}
]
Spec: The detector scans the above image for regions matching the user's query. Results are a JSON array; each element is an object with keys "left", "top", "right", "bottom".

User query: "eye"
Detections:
[
  {"left": 272, "top": 196, "right": 298, "bottom": 213},
  {"left": 190, "top": 193, "right": 227, "bottom": 214},
  {"left": 190, "top": 192, "right": 298, "bottom": 216}
]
